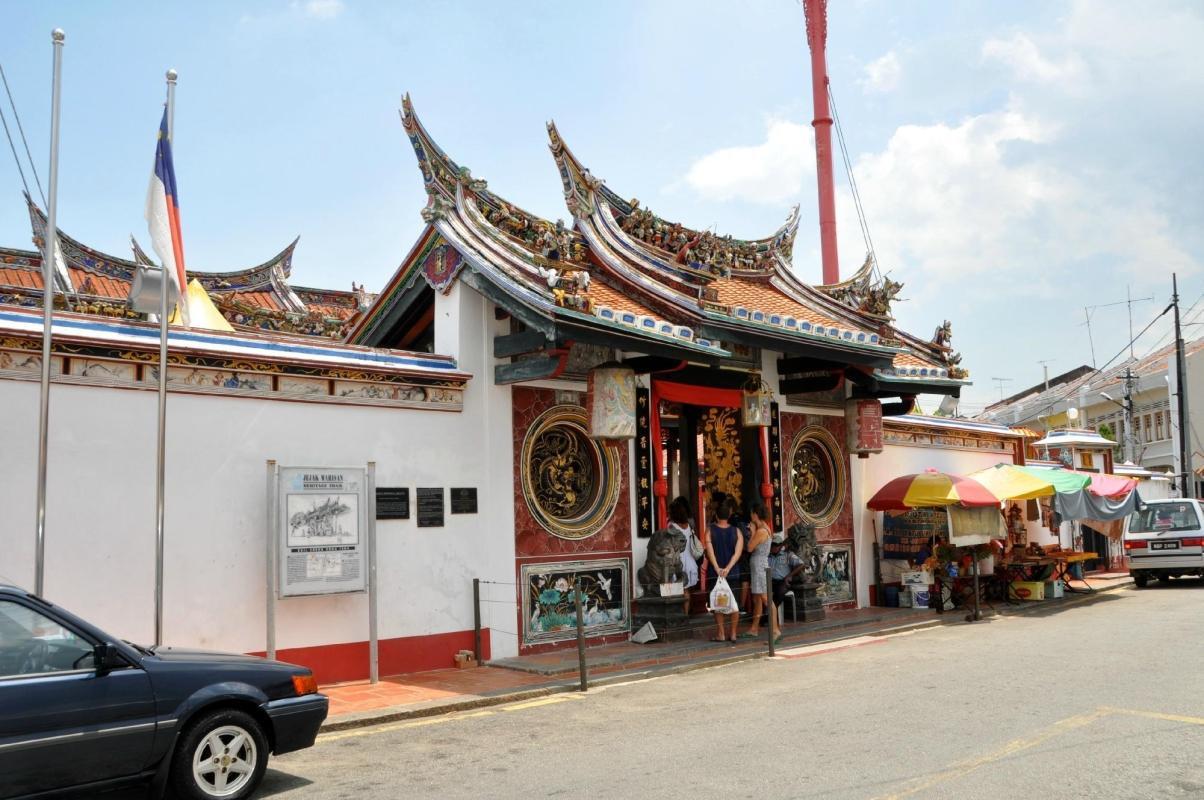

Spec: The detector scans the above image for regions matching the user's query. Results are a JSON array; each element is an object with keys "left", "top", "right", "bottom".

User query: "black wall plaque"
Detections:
[
  {"left": 635, "top": 387, "right": 654, "bottom": 538},
  {"left": 450, "top": 487, "right": 478, "bottom": 514},
  {"left": 376, "top": 487, "right": 410, "bottom": 520},
  {"left": 416, "top": 487, "right": 445, "bottom": 528}
]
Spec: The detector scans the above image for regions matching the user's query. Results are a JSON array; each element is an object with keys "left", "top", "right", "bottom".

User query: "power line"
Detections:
[
  {"left": 828, "top": 83, "right": 879, "bottom": 282},
  {"left": 1023, "top": 302, "right": 1173, "bottom": 424},
  {"left": 0, "top": 62, "right": 46, "bottom": 207}
]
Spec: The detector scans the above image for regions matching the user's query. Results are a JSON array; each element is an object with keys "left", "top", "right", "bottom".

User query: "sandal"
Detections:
[
  {"left": 737, "top": 632, "right": 757, "bottom": 640},
  {"left": 709, "top": 637, "right": 727, "bottom": 643}
]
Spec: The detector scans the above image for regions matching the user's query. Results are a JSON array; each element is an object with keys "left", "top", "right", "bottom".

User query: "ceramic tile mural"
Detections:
[{"left": 520, "top": 559, "right": 629, "bottom": 645}]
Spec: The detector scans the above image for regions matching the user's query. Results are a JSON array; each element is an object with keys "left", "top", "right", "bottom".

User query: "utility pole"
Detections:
[
  {"left": 1173, "top": 274, "right": 1193, "bottom": 498},
  {"left": 1038, "top": 360, "right": 1054, "bottom": 391},
  {"left": 1122, "top": 367, "right": 1135, "bottom": 465},
  {"left": 991, "top": 376, "right": 1012, "bottom": 402}
]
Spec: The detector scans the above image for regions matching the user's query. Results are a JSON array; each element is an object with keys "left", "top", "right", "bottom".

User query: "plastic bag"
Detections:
[{"left": 708, "top": 576, "right": 739, "bottom": 615}]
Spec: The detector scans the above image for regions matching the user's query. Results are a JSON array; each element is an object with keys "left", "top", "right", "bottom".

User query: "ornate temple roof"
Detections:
[
  {"left": 544, "top": 121, "right": 966, "bottom": 390},
  {"left": 350, "top": 96, "right": 724, "bottom": 362},
  {"left": 3, "top": 199, "right": 369, "bottom": 339},
  {"left": 351, "top": 97, "right": 968, "bottom": 399}
]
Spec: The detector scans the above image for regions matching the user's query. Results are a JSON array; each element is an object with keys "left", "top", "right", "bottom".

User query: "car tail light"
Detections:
[
  {"left": 1124, "top": 539, "right": 1148, "bottom": 550},
  {"left": 1180, "top": 537, "right": 1204, "bottom": 547},
  {"left": 292, "top": 673, "right": 318, "bottom": 696}
]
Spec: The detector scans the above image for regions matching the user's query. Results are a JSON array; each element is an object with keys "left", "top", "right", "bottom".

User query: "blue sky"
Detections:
[{"left": 2, "top": 1, "right": 1201, "bottom": 413}]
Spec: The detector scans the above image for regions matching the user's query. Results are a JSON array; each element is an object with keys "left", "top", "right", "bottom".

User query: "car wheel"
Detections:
[
  {"left": 172, "top": 708, "right": 268, "bottom": 800},
  {"left": 1133, "top": 574, "right": 1149, "bottom": 588}
]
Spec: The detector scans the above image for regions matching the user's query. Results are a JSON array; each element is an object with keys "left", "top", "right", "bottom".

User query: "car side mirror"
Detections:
[{"left": 94, "top": 642, "right": 121, "bottom": 675}]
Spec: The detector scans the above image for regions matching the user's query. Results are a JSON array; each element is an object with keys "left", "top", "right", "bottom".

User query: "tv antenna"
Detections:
[
  {"left": 1082, "top": 288, "right": 1154, "bottom": 367},
  {"left": 1037, "top": 359, "right": 1054, "bottom": 391},
  {"left": 991, "top": 376, "right": 1013, "bottom": 401}
]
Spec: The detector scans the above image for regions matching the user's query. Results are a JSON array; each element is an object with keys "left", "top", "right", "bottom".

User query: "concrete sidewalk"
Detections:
[{"left": 320, "top": 572, "right": 1132, "bottom": 731}]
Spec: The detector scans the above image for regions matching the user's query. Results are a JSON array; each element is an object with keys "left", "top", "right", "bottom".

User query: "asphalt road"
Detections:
[{"left": 108, "top": 580, "right": 1204, "bottom": 799}]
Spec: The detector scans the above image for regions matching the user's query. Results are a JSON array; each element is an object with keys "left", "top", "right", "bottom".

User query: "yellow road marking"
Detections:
[
  {"left": 499, "top": 695, "right": 581, "bottom": 711},
  {"left": 873, "top": 708, "right": 1110, "bottom": 800},
  {"left": 1102, "top": 706, "right": 1204, "bottom": 726}
]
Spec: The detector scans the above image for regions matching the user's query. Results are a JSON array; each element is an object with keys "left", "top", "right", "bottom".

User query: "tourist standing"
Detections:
[
  {"left": 705, "top": 498, "right": 744, "bottom": 642},
  {"left": 668, "top": 497, "right": 700, "bottom": 612},
  {"left": 741, "top": 500, "right": 780, "bottom": 642}
]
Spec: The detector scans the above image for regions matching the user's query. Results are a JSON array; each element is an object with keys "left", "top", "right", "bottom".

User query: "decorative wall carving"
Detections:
[
  {"left": 520, "top": 404, "right": 622, "bottom": 540},
  {"left": 787, "top": 424, "right": 846, "bottom": 528},
  {"left": 700, "top": 406, "right": 742, "bottom": 507}
]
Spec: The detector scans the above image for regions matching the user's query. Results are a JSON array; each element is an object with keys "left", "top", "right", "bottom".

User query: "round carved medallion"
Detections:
[
  {"left": 521, "top": 405, "right": 621, "bottom": 540},
  {"left": 787, "top": 425, "right": 846, "bottom": 528}
]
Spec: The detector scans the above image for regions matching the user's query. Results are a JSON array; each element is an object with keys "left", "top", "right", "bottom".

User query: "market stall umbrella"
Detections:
[
  {"left": 1077, "top": 471, "right": 1137, "bottom": 498},
  {"left": 967, "top": 463, "right": 1090, "bottom": 500},
  {"left": 867, "top": 468, "right": 1001, "bottom": 510}
]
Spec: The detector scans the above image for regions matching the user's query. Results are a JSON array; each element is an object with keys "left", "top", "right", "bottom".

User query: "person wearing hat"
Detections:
[{"left": 769, "top": 531, "right": 805, "bottom": 623}]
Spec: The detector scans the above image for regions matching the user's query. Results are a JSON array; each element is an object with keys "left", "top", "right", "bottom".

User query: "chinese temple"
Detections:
[
  {"left": 349, "top": 96, "right": 971, "bottom": 651},
  {"left": 0, "top": 98, "right": 976, "bottom": 680}
]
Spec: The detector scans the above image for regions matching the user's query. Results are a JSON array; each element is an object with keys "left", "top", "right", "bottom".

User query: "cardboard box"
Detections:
[
  {"left": 1044, "top": 580, "right": 1065, "bottom": 599},
  {"left": 1010, "top": 580, "right": 1045, "bottom": 601},
  {"left": 453, "top": 650, "right": 478, "bottom": 669},
  {"left": 901, "top": 570, "right": 933, "bottom": 587}
]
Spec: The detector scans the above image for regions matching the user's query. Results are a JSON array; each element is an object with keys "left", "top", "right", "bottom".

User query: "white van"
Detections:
[{"left": 1125, "top": 498, "right": 1204, "bottom": 587}]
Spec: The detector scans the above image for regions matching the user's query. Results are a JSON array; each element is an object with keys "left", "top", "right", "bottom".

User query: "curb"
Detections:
[
  {"left": 320, "top": 579, "right": 1134, "bottom": 733},
  {"left": 319, "top": 616, "right": 937, "bottom": 732}
]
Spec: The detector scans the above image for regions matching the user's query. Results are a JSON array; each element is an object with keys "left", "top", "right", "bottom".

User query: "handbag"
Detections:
[
  {"left": 689, "top": 533, "right": 705, "bottom": 561},
  {"left": 708, "top": 576, "right": 739, "bottom": 615}
]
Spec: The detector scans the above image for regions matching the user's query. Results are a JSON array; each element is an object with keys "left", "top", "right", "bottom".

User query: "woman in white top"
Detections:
[{"left": 668, "top": 497, "right": 699, "bottom": 612}]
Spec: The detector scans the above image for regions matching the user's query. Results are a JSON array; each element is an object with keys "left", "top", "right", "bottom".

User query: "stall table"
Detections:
[{"left": 1002, "top": 552, "right": 1099, "bottom": 601}]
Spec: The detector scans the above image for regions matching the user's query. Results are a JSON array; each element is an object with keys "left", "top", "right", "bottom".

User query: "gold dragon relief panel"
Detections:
[{"left": 701, "top": 406, "right": 742, "bottom": 508}]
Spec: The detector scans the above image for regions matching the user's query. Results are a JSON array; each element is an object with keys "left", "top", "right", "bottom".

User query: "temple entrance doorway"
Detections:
[{"left": 648, "top": 378, "right": 777, "bottom": 615}]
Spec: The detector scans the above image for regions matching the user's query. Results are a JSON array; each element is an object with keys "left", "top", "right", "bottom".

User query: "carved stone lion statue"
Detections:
[
  {"left": 786, "top": 522, "right": 821, "bottom": 586},
  {"left": 638, "top": 528, "right": 685, "bottom": 596}
]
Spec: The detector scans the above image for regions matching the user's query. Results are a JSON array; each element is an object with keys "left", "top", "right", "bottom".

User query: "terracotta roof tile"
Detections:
[
  {"left": 69, "top": 267, "right": 129, "bottom": 299},
  {"left": 0, "top": 266, "right": 41, "bottom": 290},
  {"left": 587, "top": 280, "right": 654, "bottom": 316},
  {"left": 712, "top": 277, "right": 850, "bottom": 329},
  {"left": 220, "top": 290, "right": 284, "bottom": 311}
]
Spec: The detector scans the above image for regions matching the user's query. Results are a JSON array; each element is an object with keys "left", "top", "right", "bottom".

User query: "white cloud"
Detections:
[
  {"left": 981, "top": 33, "right": 1085, "bottom": 84},
  {"left": 860, "top": 50, "right": 901, "bottom": 93},
  {"left": 682, "top": 119, "right": 813, "bottom": 204},
  {"left": 831, "top": 99, "right": 1197, "bottom": 313},
  {"left": 294, "top": 0, "right": 344, "bottom": 20}
]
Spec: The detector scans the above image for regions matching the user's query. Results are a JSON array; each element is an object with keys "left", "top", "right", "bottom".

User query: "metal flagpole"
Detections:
[
  {"left": 34, "top": 29, "right": 65, "bottom": 596},
  {"left": 154, "top": 68, "right": 177, "bottom": 646}
]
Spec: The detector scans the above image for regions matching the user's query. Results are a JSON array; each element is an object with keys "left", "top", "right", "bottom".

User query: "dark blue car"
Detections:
[{"left": 0, "top": 584, "right": 327, "bottom": 799}]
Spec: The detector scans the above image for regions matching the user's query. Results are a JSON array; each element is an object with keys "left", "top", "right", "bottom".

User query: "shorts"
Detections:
[{"left": 772, "top": 579, "right": 791, "bottom": 605}]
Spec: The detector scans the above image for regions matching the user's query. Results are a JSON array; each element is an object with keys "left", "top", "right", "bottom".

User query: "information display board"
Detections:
[{"left": 278, "top": 467, "right": 367, "bottom": 596}]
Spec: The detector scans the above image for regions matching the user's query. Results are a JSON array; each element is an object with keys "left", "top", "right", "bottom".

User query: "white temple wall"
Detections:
[{"left": 0, "top": 335, "right": 512, "bottom": 679}]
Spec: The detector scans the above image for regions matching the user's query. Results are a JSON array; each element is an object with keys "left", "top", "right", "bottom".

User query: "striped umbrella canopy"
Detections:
[
  {"left": 867, "top": 468, "right": 1001, "bottom": 510},
  {"left": 968, "top": 464, "right": 1091, "bottom": 500}
]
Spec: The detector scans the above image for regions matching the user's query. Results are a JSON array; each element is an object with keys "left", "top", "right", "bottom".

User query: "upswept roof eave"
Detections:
[
  {"left": 27, "top": 198, "right": 300, "bottom": 291},
  {"left": 546, "top": 121, "right": 799, "bottom": 268}
]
